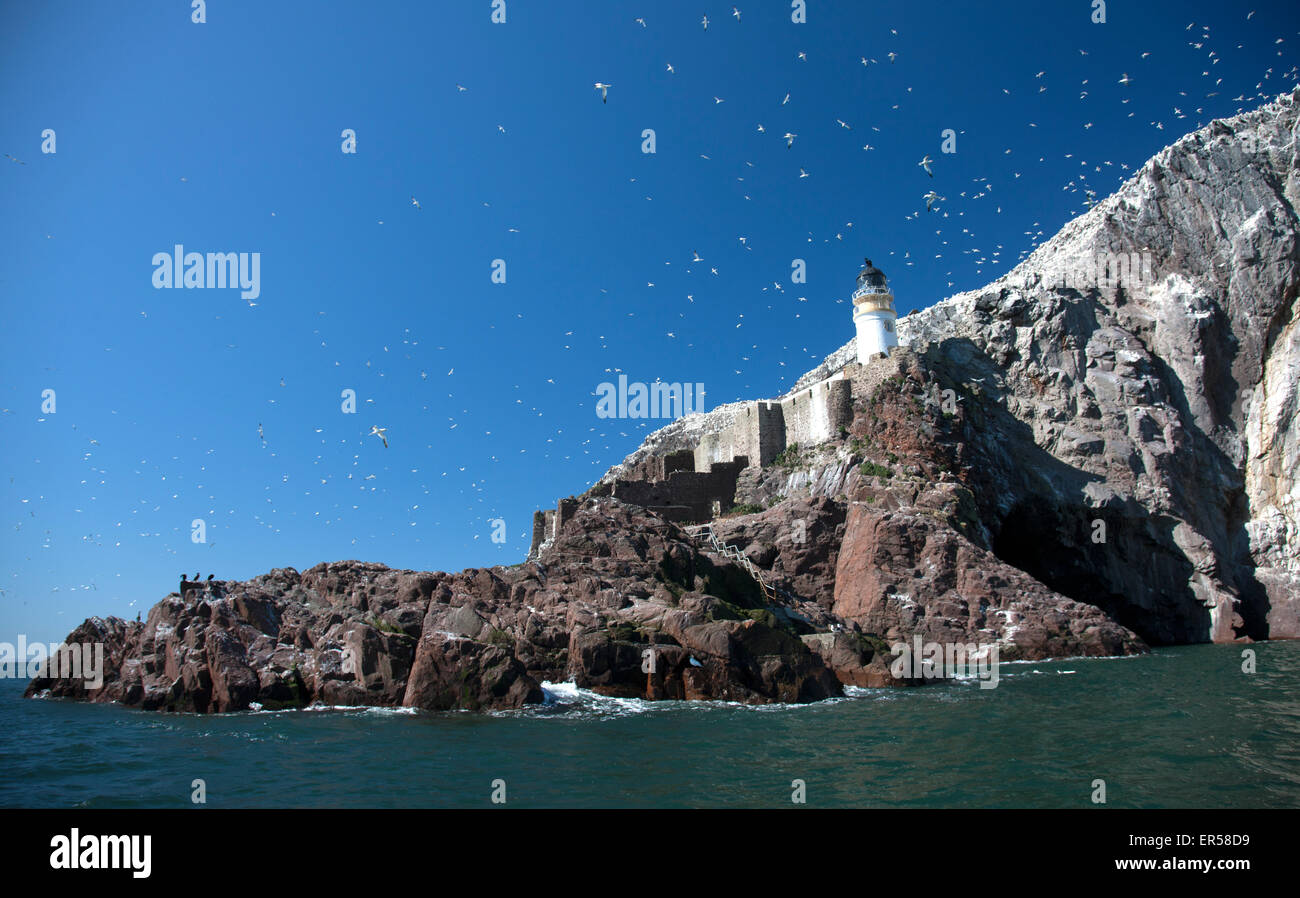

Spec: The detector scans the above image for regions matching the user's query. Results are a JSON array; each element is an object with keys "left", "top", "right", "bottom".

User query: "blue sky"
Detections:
[{"left": 2, "top": 0, "right": 1297, "bottom": 643}]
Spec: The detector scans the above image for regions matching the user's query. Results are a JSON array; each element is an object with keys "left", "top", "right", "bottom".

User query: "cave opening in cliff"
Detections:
[{"left": 991, "top": 500, "right": 1148, "bottom": 641}]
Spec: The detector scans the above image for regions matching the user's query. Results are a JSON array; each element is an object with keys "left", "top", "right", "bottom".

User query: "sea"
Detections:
[{"left": 2, "top": 642, "right": 1297, "bottom": 808}]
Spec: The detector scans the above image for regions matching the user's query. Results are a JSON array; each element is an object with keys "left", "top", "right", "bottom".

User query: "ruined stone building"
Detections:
[{"left": 529, "top": 258, "right": 897, "bottom": 558}]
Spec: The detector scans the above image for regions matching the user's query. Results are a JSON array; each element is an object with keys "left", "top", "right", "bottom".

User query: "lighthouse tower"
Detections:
[{"left": 852, "top": 258, "right": 898, "bottom": 363}]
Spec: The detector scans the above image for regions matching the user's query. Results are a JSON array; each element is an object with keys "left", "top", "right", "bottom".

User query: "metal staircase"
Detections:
[{"left": 689, "top": 523, "right": 777, "bottom": 603}]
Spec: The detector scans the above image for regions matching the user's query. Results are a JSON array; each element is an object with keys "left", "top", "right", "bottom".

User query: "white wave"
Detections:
[
  {"left": 538, "top": 680, "right": 652, "bottom": 715},
  {"left": 536, "top": 680, "right": 870, "bottom": 715},
  {"left": 289, "top": 702, "right": 418, "bottom": 716}
]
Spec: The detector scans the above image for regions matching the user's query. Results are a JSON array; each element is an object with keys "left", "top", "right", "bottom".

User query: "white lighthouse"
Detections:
[{"left": 852, "top": 258, "right": 898, "bottom": 363}]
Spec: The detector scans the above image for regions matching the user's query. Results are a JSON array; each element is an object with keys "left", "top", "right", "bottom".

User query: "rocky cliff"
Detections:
[
  {"left": 694, "top": 87, "right": 1300, "bottom": 649},
  {"left": 27, "top": 91, "right": 1299, "bottom": 712},
  {"left": 890, "top": 86, "right": 1300, "bottom": 644}
]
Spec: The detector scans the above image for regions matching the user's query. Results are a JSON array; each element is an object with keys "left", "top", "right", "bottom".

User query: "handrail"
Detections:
[{"left": 691, "top": 523, "right": 777, "bottom": 603}]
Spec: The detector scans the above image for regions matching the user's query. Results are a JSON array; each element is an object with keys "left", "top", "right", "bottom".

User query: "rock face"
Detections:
[
  {"left": 26, "top": 500, "right": 842, "bottom": 712},
  {"left": 886, "top": 88, "right": 1300, "bottom": 643},
  {"left": 748, "top": 89, "right": 1300, "bottom": 647},
  {"left": 832, "top": 500, "right": 1144, "bottom": 661},
  {"left": 29, "top": 92, "right": 1300, "bottom": 713}
]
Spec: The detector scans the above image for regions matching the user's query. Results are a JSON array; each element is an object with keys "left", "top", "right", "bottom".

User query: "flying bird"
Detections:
[
  {"left": 594, "top": 82, "right": 612, "bottom": 103},
  {"left": 411, "top": 196, "right": 421, "bottom": 209},
  {"left": 919, "top": 155, "right": 934, "bottom": 176},
  {"left": 701, "top": 15, "right": 709, "bottom": 29},
  {"left": 783, "top": 132, "right": 797, "bottom": 147},
  {"left": 924, "top": 190, "right": 944, "bottom": 211},
  {"left": 369, "top": 426, "right": 389, "bottom": 448}
]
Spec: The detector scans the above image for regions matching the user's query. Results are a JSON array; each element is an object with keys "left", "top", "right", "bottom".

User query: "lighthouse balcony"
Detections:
[
  {"left": 853, "top": 294, "right": 896, "bottom": 314},
  {"left": 853, "top": 283, "right": 892, "bottom": 299}
]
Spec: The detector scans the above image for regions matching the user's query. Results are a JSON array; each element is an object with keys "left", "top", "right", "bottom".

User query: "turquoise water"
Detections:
[{"left": 2, "top": 642, "right": 1297, "bottom": 808}]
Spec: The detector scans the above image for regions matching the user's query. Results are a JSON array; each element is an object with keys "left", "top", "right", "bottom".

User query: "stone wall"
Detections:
[
  {"left": 619, "top": 448, "right": 696, "bottom": 482},
  {"left": 530, "top": 370, "right": 855, "bottom": 558},
  {"left": 781, "top": 376, "right": 852, "bottom": 448},
  {"left": 610, "top": 459, "right": 747, "bottom": 522},
  {"left": 555, "top": 498, "right": 579, "bottom": 538},
  {"left": 528, "top": 508, "right": 557, "bottom": 559},
  {"left": 528, "top": 458, "right": 750, "bottom": 557},
  {"left": 531, "top": 510, "right": 548, "bottom": 554},
  {"left": 694, "top": 373, "right": 851, "bottom": 470}
]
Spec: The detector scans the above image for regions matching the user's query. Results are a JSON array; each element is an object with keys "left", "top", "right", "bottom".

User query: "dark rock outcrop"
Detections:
[{"left": 27, "top": 499, "right": 847, "bottom": 711}]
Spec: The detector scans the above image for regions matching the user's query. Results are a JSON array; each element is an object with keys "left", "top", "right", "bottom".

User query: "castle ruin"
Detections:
[{"left": 528, "top": 257, "right": 898, "bottom": 559}]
